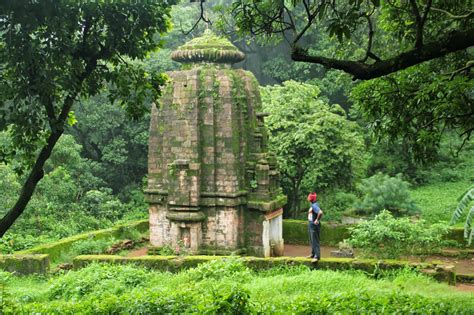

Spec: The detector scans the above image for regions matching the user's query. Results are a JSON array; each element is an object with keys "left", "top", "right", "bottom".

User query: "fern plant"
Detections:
[{"left": 450, "top": 186, "right": 474, "bottom": 245}]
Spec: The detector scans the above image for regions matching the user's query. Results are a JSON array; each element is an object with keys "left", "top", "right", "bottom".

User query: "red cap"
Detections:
[{"left": 307, "top": 192, "right": 317, "bottom": 203}]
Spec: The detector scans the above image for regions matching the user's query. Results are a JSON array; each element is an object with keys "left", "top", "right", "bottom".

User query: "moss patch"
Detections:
[
  {"left": 72, "top": 254, "right": 455, "bottom": 284},
  {"left": 283, "top": 220, "right": 350, "bottom": 246},
  {"left": 0, "top": 254, "right": 49, "bottom": 275},
  {"left": 283, "top": 219, "right": 472, "bottom": 248},
  {"left": 17, "top": 220, "right": 148, "bottom": 263}
]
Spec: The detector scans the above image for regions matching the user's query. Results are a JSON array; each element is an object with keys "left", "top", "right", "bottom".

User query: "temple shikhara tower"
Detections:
[{"left": 145, "top": 30, "right": 286, "bottom": 257}]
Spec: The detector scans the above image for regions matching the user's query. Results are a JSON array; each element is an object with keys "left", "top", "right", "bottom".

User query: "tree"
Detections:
[
  {"left": 0, "top": 0, "right": 176, "bottom": 236},
  {"left": 260, "top": 81, "right": 364, "bottom": 217},
  {"left": 351, "top": 56, "right": 473, "bottom": 161},
  {"left": 70, "top": 94, "right": 149, "bottom": 195},
  {"left": 227, "top": 0, "right": 473, "bottom": 80},
  {"left": 353, "top": 173, "right": 419, "bottom": 217},
  {"left": 213, "top": 0, "right": 473, "bottom": 161}
]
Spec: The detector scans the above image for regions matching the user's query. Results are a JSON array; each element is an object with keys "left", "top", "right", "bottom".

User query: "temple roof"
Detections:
[{"left": 171, "top": 29, "right": 245, "bottom": 64}]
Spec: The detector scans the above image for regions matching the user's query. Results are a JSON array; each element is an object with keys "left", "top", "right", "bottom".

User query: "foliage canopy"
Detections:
[
  {"left": 0, "top": 0, "right": 175, "bottom": 235},
  {"left": 226, "top": 0, "right": 473, "bottom": 80}
]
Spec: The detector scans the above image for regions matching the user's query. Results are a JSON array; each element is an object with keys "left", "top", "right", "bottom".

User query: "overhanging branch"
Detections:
[{"left": 291, "top": 28, "right": 474, "bottom": 80}]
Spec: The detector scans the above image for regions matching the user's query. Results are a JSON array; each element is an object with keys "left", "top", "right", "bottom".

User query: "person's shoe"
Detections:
[
  {"left": 305, "top": 255, "right": 313, "bottom": 258},
  {"left": 311, "top": 257, "right": 319, "bottom": 263}
]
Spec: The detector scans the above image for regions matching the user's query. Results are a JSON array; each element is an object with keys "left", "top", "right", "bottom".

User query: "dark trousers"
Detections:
[{"left": 308, "top": 222, "right": 321, "bottom": 259}]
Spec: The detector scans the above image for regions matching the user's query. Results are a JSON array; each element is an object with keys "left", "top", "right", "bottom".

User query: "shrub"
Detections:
[
  {"left": 185, "top": 257, "right": 252, "bottom": 282},
  {"left": 354, "top": 173, "right": 419, "bottom": 217},
  {"left": 70, "top": 237, "right": 116, "bottom": 255},
  {"left": 0, "top": 234, "right": 52, "bottom": 254},
  {"left": 80, "top": 189, "right": 122, "bottom": 221},
  {"left": 348, "top": 210, "right": 449, "bottom": 259},
  {"left": 319, "top": 190, "right": 357, "bottom": 221},
  {"left": 47, "top": 263, "right": 150, "bottom": 300},
  {"left": 5, "top": 261, "right": 473, "bottom": 314}
]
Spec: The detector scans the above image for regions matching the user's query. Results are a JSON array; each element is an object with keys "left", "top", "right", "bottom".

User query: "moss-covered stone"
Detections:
[
  {"left": 171, "top": 30, "right": 244, "bottom": 64},
  {"left": 71, "top": 254, "right": 455, "bottom": 284},
  {"left": 0, "top": 254, "right": 49, "bottom": 275},
  {"left": 17, "top": 220, "right": 148, "bottom": 262},
  {"left": 283, "top": 219, "right": 471, "bottom": 248},
  {"left": 283, "top": 220, "right": 350, "bottom": 246},
  {"left": 456, "top": 273, "right": 474, "bottom": 284}
]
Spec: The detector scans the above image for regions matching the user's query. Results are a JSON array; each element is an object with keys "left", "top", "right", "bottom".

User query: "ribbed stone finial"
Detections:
[{"left": 171, "top": 29, "right": 245, "bottom": 64}]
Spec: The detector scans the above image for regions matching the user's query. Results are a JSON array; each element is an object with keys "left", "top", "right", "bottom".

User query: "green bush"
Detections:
[
  {"left": 319, "top": 190, "right": 357, "bottom": 221},
  {"left": 354, "top": 173, "right": 419, "bottom": 217},
  {"left": 410, "top": 181, "right": 470, "bottom": 224},
  {"left": 4, "top": 261, "right": 470, "bottom": 314},
  {"left": 80, "top": 189, "right": 122, "bottom": 221},
  {"left": 184, "top": 257, "right": 252, "bottom": 282},
  {"left": 348, "top": 210, "right": 449, "bottom": 259},
  {"left": 47, "top": 263, "right": 150, "bottom": 300},
  {"left": 70, "top": 237, "right": 116, "bottom": 256}
]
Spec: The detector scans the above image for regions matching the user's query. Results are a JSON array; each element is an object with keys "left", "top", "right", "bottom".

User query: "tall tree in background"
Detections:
[
  {"left": 0, "top": 0, "right": 176, "bottom": 236},
  {"left": 261, "top": 81, "right": 364, "bottom": 217}
]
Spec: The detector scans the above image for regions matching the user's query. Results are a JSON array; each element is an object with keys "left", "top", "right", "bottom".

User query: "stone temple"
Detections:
[{"left": 145, "top": 30, "right": 286, "bottom": 257}]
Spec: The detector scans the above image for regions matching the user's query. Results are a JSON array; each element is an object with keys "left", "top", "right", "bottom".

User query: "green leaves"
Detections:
[
  {"left": 326, "top": 8, "right": 361, "bottom": 43},
  {"left": 450, "top": 186, "right": 474, "bottom": 244},
  {"left": 0, "top": 0, "right": 175, "bottom": 166},
  {"left": 349, "top": 210, "right": 449, "bottom": 258},
  {"left": 351, "top": 56, "right": 473, "bottom": 161},
  {"left": 260, "top": 80, "right": 364, "bottom": 214},
  {"left": 67, "top": 111, "right": 78, "bottom": 127},
  {"left": 354, "top": 173, "right": 419, "bottom": 217}
]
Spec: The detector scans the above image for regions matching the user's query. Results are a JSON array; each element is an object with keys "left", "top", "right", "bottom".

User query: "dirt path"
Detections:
[
  {"left": 455, "top": 284, "right": 474, "bottom": 292},
  {"left": 127, "top": 247, "right": 148, "bottom": 257},
  {"left": 284, "top": 244, "right": 338, "bottom": 258}
]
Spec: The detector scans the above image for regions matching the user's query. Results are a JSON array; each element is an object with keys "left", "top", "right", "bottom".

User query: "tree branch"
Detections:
[
  {"left": 43, "top": 98, "right": 57, "bottom": 128},
  {"left": 293, "top": 0, "right": 320, "bottom": 45},
  {"left": 182, "top": 0, "right": 211, "bottom": 35},
  {"left": 291, "top": 27, "right": 474, "bottom": 80},
  {"left": 430, "top": 7, "right": 474, "bottom": 20},
  {"left": 361, "top": 14, "right": 377, "bottom": 62},
  {"left": 409, "top": 0, "right": 423, "bottom": 48}
]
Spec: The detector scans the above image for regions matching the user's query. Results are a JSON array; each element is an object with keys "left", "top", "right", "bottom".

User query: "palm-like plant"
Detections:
[{"left": 450, "top": 186, "right": 474, "bottom": 245}]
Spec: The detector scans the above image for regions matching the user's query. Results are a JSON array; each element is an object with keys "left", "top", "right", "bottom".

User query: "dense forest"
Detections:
[{"left": 0, "top": 0, "right": 473, "bottom": 313}]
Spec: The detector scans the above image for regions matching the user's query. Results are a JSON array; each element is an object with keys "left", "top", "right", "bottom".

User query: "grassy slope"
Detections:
[
  {"left": 404, "top": 139, "right": 473, "bottom": 225},
  {"left": 411, "top": 180, "right": 470, "bottom": 224},
  {"left": 4, "top": 263, "right": 473, "bottom": 313}
]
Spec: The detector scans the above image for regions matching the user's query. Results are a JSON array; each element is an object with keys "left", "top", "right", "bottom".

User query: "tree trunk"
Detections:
[
  {"left": 0, "top": 58, "right": 95, "bottom": 237},
  {"left": 0, "top": 130, "right": 63, "bottom": 236},
  {"left": 292, "top": 188, "right": 300, "bottom": 219},
  {"left": 290, "top": 181, "right": 301, "bottom": 219}
]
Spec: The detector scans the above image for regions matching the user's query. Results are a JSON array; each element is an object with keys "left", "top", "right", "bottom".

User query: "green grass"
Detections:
[
  {"left": 3, "top": 260, "right": 473, "bottom": 313},
  {"left": 411, "top": 180, "right": 471, "bottom": 224}
]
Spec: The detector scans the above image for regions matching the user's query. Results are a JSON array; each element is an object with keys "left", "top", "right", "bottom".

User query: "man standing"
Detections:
[{"left": 307, "top": 192, "right": 323, "bottom": 262}]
